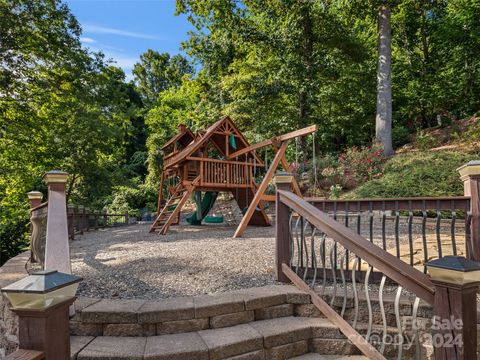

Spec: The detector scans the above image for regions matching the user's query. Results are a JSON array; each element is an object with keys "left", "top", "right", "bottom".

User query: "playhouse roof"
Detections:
[
  {"left": 165, "top": 116, "right": 263, "bottom": 168},
  {"left": 161, "top": 126, "right": 194, "bottom": 151}
]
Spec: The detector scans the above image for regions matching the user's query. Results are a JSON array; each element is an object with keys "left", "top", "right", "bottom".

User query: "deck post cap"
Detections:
[
  {"left": 27, "top": 191, "right": 43, "bottom": 200},
  {"left": 43, "top": 170, "right": 68, "bottom": 184},
  {"left": 458, "top": 161, "right": 480, "bottom": 179},
  {"left": 427, "top": 256, "right": 480, "bottom": 285},
  {"left": 274, "top": 171, "right": 294, "bottom": 184}
]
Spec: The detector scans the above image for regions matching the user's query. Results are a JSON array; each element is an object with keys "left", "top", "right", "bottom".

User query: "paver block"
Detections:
[
  {"left": 295, "top": 304, "right": 323, "bottom": 318},
  {"left": 70, "top": 321, "right": 103, "bottom": 336},
  {"left": 255, "top": 304, "right": 293, "bottom": 320},
  {"left": 103, "top": 323, "right": 155, "bottom": 336},
  {"left": 199, "top": 324, "right": 263, "bottom": 360},
  {"left": 194, "top": 293, "right": 245, "bottom": 318},
  {"left": 81, "top": 299, "right": 145, "bottom": 324},
  {"left": 71, "top": 336, "right": 94, "bottom": 360},
  {"left": 139, "top": 297, "right": 194, "bottom": 323},
  {"left": 144, "top": 332, "right": 208, "bottom": 360},
  {"left": 156, "top": 318, "right": 209, "bottom": 335},
  {"left": 308, "top": 318, "right": 343, "bottom": 339},
  {"left": 224, "top": 350, "right": 265, "bottom": 360},
  {"left": 72, "top": 298, "right": 101, "bottom": 321},
  {"left": 309, "top": 338, "right": 361, "bottom": 356},
  {"left": 241, "top": 286, "right": 287, "bottom": 310},
  {"left": 265, "top": 340, "right": 308, "bottom": 360},
  {"left": 250, "top": 317, "right": 311, "bottom": 348},
  {"left": 77, "top": 336, "right": 146, "bottom": 359},
  {"left": 210, "top": 310, "right": 254, "bottom": 328}
]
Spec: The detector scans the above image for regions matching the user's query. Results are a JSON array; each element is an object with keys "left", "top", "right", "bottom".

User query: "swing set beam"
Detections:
[
  {"left": 233, "top": 124, "right": 317, "bottom": 238},
  {"left": 227, "top": 125, "right": 318, "bottom": 160}
]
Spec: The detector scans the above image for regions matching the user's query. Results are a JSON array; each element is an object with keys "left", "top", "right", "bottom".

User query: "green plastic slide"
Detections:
[{"left": 187, "top": 191, "right": 218, "bottom": 225}]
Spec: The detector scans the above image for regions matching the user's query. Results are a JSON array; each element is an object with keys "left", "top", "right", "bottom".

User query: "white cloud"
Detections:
[
  {"left": 80, "top": 37, "right": 96, "bottom": 44},
  {"left": 83, "top": 24, "right": 159, "bottom": 40}
]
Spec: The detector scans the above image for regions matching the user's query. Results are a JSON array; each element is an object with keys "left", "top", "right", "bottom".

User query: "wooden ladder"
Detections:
[{"left": 150, "top": 178, "right": 198, "bottom": 235}]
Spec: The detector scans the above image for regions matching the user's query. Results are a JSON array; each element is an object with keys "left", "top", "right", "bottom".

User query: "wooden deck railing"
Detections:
[
  {"left": 29, "top": 200, "right": 130, "bottom": 267},
  {"left": 276, "top": 187, "right": 479, "bottom": 359},
  {"left": 306, "top": 196, "right": 472, "bottom": 273}
]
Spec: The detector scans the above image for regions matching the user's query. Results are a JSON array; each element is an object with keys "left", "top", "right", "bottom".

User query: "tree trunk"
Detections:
[{"left": 375, "top": 5, "right": 394, "bottom": 156}]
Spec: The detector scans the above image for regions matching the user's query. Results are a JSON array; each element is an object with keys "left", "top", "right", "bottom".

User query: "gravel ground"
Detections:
[{"left": 70, "top": 222, "right": 279, "bottom": 299}]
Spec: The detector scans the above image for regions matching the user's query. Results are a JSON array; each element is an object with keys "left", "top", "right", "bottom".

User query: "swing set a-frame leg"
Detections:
[{"left": 233, "top": 140, "right": 290, "bottom": 238}]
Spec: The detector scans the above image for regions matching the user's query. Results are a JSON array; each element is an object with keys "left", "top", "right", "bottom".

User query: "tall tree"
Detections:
[
  {"left": 376, "top": 4, "right": 394, "bottom": 155},
  {"left": 132, "top": 50, "right": 193, "bottom": 106}
]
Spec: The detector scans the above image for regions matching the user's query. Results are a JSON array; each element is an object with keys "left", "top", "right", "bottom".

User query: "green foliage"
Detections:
[
  {"left": 413, "top": 130, "right": 441, "bottom": 150},
  {"left": 348, "top": 149, "right": 477, "bottom": 198},
  {"left": 0, "top": 0, "right": 146, "bottom": 263},
  {"left": 392, "top": 126, "right": 411, "bottom": 148},
  {"left": 341, "top": 144, "right": 385, "bottom": 182},
  {"left": 103, "top": 182, "right": 157, "bottom": 218},
  {"left": 133, "top": 50, "right": 193, "bottom": 106}
]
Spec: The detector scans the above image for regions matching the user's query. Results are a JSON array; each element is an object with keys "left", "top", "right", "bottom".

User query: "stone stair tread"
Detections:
[
  {"left": 75, "top": 316, "right": 345, "bottom": 359},
  {"left": 290, "top": 354, "right": 368, "bottom": 360}
]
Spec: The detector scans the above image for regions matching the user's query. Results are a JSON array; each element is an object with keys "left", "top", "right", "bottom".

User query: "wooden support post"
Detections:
[
  {"left": 67, "top": 205, "right": 75, "bottom": 240},
  {"left": 12, "top": 297, "right": 75, "bottom": 360},
  {"left": 427, "top": 256, "right": 480, "bottom": 360},
  {"left": 234, "top": 140, "right": 290, "bottom": 238},
  {"left": 275, "top": 173, "right": 293, "bottom": 282},
  {"left": 125, "top": 211, "right": 129, "bottom": 225},
  {"left": 103, "top": 209, "right": 107, "bottom": 228},
  {"left": 85, "top": 208, "right": 91, "bottom": 231},
  {"left": 77, "top": 206, "right": 84, "bottom": 234},
  {"left": 458, "top": 161, "right": 480, "bottom": 261},
  {"left": 94, "top": 210, "right": 99, "bottom": 230}
]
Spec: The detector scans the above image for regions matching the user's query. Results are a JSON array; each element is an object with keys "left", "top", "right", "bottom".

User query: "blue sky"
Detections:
[{"left": 65, "top": 0, "right": 194, "bottom": 80}]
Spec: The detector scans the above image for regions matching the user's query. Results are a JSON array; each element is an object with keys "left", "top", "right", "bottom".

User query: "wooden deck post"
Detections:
[
  {"left": 43, "top": 171, "right": 72, "bottom": 275},
  {"left": 427, "top": 256, "right": 480, "bottom": 360},
  {"left": 27, "top": 191, "right": 43, "bottom": 209},
  {"left": 458, "top": 161, "right": 480, "bottom": 261},
  {"left": 275, "top": 172, "right": 294, "bottom": 283},
  {"left": 67, "top": 204, "right": 75, "bottom": 240}
]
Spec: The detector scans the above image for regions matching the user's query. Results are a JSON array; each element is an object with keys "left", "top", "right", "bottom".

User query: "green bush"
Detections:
[
  {"left": 414, "top": 130, "right": 441, "bottom": 150},
  {"left": 392, "top": 126, "right": 411, "bottom": 148},
  {"left": 104, "top": 183, "right": 157, "bottom": 218},
  {"left": 0, "top": 216, "right": 30, "bottom": 266},
  {"left": 347, "top": 149, "right": 478, "bottom": 199}
]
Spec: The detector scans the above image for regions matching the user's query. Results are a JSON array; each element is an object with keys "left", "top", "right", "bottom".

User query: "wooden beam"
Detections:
[
  {"left": 234, "top": 140, "right": 290, "bottom": 238},
  {"left": 274, "top": 145, "right": 302, "bottom": 196},
  {"left": 227, "top": 124, "right": 317, "bottom": 160},
  {"left": 282, "top": 264, "right": 386, "bottom": 360}
]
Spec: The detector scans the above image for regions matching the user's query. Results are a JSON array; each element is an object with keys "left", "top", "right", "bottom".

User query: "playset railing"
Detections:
[
  {"left": 275, "top": 166, "right": 480, "bottom": 359},
  {"left": 186, "top": 157, "right": 259, "bottom": 188}
]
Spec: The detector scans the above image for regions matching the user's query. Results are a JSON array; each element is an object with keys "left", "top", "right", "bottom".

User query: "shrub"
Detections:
[
  {"left": 414, "top": 130, "right": 441, "bottom": 150},
  {"left": 392, "top": 126, "right": 411, "bottom": 148},
  {"left": 0, "top": 216, "right": 30, "bottom": 266},
  {"left": 340, "top": 144, "right": 385, "bottom": 183},
  {"left": 347, "top": 149, "right": 477, "bottom": 199},
  {"left": 104, "top": 183, "right": 157, "bottom": 218}
]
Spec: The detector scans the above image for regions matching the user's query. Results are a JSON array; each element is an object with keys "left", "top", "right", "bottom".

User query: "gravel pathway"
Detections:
[{"left": 70, "top": 223, "right": 278, "bottom": 299}]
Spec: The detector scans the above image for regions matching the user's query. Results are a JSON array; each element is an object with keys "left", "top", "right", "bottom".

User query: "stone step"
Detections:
[
  {"left": 72, "top": 316, "right": 360, "bottom": 360},
  {"left": 70, "top": 285, "right": 312, "bottom": 337},
  {"left": 291, "top": 354, "right": 368, "bottom": 360}
]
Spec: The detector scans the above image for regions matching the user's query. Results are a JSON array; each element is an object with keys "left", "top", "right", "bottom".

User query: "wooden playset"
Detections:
[{"left": 150, "top": 116, "right": 317, "bottom": 237}]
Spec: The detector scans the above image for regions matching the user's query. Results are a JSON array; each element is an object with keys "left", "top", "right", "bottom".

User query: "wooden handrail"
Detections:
[
  {"left": 307, "top": 196, "right": 470, "bottom": 212},
  {"left": 278, "top": 190, "right": 435, "bottom": 304},
  {"left": 30, "top": 201, "right": 48, "bottom": 212}
]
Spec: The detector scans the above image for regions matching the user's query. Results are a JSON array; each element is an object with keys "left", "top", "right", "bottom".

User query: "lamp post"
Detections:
[
  {"left": 427, "top": 256, "right": 480, "bottom": 360},
  {"left": 2, "top": 270, "right": 82, "bottom": 360}
]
